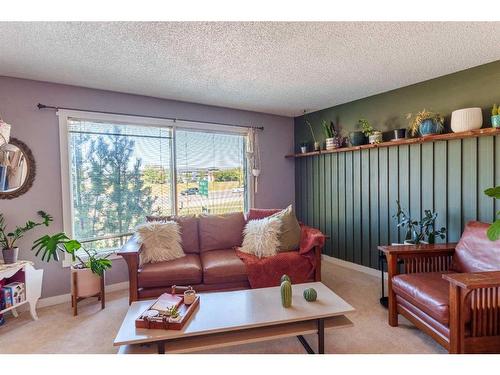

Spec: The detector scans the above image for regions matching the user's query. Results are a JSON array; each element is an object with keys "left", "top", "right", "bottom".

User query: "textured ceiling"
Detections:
[{"left": 0, "top": 22, "right": 499, "bottom": 117}]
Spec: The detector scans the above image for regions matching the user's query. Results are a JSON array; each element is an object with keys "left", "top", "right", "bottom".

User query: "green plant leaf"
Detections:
[
  {"left": 484, "top": 186, "right": 500, "bottom": 199},
  {"left": 487, "top": 220, "right": 500, "bottom": 241}
]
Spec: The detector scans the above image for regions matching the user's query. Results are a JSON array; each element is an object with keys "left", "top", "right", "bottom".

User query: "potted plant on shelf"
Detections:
[
  {"left": 304, "top": 110, "right": 320, "bottom": 151},
  {"left": 393, "top": 201, "right": 446, "bottom": 244},
  {"left": 0, "top": 211, "right": 52, "bottom": 264},
  {"left": 299, "top": 142, "right": 308, "bottom": 154},
  {"left": 358, "top": 118, "right": 382, "bottom": 144},
  {"left": 322, "top": 120, "right": 347, "bottom": 150},
  {"left": 349, "top": 119, "right": 368, "bottom": 146},
  {"left": 491, "top": 104, "right": 500, "bottom": 128},
  {"left": 407, "top": 109, "right": 445, "bottom": 137},
  {"left": 32, "top": 232, "right": 112, "bottom": 303}
]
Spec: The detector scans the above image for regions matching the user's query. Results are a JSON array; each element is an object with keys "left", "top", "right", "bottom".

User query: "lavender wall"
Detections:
[{"left": 0, "top": 76, "right": 295, "bottom": 298}]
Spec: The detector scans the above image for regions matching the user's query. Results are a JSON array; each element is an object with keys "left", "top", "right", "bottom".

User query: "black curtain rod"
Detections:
[{"left": 37, "top": 103, "right": 264, "bottom": 131}]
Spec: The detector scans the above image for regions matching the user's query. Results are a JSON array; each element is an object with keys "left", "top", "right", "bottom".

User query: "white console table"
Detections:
[{"left": 0, "top": 260, "right": 43, "bottom": 320}]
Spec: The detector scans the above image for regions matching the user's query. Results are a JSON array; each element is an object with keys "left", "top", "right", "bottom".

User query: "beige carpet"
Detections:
[{"left": 0, "top": 261, "right": 445, "bottom": 354}]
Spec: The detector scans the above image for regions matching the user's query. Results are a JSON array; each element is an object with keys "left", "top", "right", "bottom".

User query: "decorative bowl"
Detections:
[{"left": 451, "top": 107, "right": 483, "bottom": 133}]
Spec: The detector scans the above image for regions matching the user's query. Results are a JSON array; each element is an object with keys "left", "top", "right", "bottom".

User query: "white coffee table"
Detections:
[{"left": 114, "top": 282, "right": 354, "bottom": 354}]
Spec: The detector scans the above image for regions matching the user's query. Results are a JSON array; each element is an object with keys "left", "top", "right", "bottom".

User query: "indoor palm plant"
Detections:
[
  {"left": 0, "top": 211, "right": 52, "bottom": 264},
  {"left": 393, "top": 201, "right": 446, "bottom": 244},
  {"left": 32, "top": 232, "right": 112, "bottom": 298},
  {"left": 407, "top": 109, "right": 445, "bottom": 137}
]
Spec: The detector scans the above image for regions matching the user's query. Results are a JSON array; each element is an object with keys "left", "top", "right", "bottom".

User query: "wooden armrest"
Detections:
[
  {"left": 378, "top": 243, "right": 457, "bottom": 257},
  {"left": 443, "top": 271, "right": 500, "bottom": 289},
  {"left": 117, "top": 234, "right": 143, "bottom": 257}
]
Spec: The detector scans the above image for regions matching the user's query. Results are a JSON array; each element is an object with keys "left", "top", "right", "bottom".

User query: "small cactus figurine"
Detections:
[
  {"left": 281, "top": 280, "right": 292, "bottom": 308},
  {"left": 280, "top": 274, "right": 291, "bottom": 284},
  {"left": 492, "top": 104, "right": 498, "bottom": 116},
  {"left": 303, "top": 287, "right": 318, "bottom": 302}
]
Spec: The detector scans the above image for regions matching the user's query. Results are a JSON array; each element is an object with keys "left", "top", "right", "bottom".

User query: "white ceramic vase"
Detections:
[
  {"left": 451, "top": 107, "right": 483, "bottom": 133},
  {"left": 325, "top": 137, "right": 336, "bottom": 150}
]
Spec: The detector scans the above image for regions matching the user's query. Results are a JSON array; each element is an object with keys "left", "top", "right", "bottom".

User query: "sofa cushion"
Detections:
[
  {"left": 452, "top": 221, "right": 500, "bottom": 273},
  {"left": 198, "top": 212, "right": 245, "bottom": 252},
  {"left": 270, "top": 205, "right": 301, "bottom": 251},
  {"left": 392, "top": 272, "right": 453, "bottom": 325},
  {"left": 200, "top": 249, "right": 248, "bottom": 284},
  {"left": 147, "top": 215, "right": 200, "bottom": 254},
  {"left": 138, "top": 254, "right": 202, "bottom": 288},
  {"left": 246, "top": 208, "right": 281, "bottom": 221}
]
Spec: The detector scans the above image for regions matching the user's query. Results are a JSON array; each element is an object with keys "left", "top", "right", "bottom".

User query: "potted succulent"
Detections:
[
  {"left": 359, "top": 118, "right": 382, "bottom": 144},
  {"left": 350, "top": 119, "right": 369, "bottom": 146},
  {"left": 322, "top": 120, "right": 347, "bottom": 150},
  {"left": 393, "top": 201, "right": 446, "bottom": 244},
  {"left": 407, "top": 109, "right": 444, "bottom": 137},
  {"left": 491, "top": 104, "right": 500, "bottom": 128},
  {"left": 32, "top": 232, "right": 112, "bottom": 297},
  {"left": 0, "top": 211, "right": 52, "bottom": 264},
  {"left": 299, "top": 142, "right": 308, "bottom": 154}
]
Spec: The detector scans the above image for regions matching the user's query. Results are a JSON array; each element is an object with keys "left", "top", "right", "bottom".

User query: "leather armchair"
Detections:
[{"left": 379, "top": 222, "right": 500, "bottom": 354}]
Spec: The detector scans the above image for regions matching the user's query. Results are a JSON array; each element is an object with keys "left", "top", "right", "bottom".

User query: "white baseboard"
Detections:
[
  {"left": 37, "top": 281, "right": 129, "bottom": 308},
  {"left": 322, "top": 254, "right": 388, "bottom": 281}
]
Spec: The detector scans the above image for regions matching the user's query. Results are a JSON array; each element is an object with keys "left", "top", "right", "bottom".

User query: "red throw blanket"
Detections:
[{"left": 236, "top": 225, "right": 326, "bottom": 288}]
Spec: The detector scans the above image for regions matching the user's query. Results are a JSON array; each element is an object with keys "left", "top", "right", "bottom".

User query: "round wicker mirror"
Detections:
[{"left": 0, "top": 138, "right": 36, "bottom": 199}]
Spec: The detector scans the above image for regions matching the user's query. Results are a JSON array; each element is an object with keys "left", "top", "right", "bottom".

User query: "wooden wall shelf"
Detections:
[{"left": 286, "top": 127, "right": 500, "bottom": 158}]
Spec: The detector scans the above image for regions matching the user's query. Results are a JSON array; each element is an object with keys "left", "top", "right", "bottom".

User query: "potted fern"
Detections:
[
  {"left": 32, "top": 232, "right": 112, "bottom": 298},
  {"left": 407, "top": 109, "right": 444, "bottom": 137},
  {"left": 0, "top": 211, "right": 52, "bottom": 264}
]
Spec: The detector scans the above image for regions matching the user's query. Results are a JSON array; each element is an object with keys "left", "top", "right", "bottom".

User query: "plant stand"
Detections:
[
  {"left": 0, "top": 260, "right": 43, "bottom": 320},
  {"left": 71, "top": 271, "right": 105, "bottom": 316}
]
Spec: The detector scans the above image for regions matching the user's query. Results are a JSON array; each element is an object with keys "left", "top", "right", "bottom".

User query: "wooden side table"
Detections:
[
  {"left": 71, "top": 270, "right": 105, "bottom": 316},
  {"left": 0, "top": 261, "right": 43, "bottom": 320}
]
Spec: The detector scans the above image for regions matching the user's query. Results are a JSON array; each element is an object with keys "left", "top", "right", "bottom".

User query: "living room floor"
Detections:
[{"left": 0, "top": 261, "right": 445, "bottom": 354}]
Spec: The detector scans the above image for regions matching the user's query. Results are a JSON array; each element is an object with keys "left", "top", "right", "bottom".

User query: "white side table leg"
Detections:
[
  {"left": 25, "top": 264, "right": 43, "bottom": 321},
  {"left": 29, "top": 301, "right": 39, "bottom": 320},
  {"left": 11, "top": 308, "right": 19, "bottom": 318}
]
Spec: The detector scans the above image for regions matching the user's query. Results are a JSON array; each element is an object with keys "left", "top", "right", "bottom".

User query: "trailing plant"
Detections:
[
  {"left": 358, "top": 119, "right": 375, "bottom": 137},
  {"left": 406, "top": 109, "right": 444, "bottom": 137},
  {"left": 492, "top": 104, "right": 498, "bottom": 116},
  {"left": 32, "top": 232, "right": 112, "bottom": 276},
  {"left": 483, "top": 186, "right": 500, "bottom": 241},
  {"left": 0, "top": 211, "right": 53, "bottom": 250},
  {"left": 393, "top": 201, "right": 446, "bottom": 244}
]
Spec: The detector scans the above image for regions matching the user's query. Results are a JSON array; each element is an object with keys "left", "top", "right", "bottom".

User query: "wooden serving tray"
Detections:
[{"left": 135, "top": 295, "right": 200, "bottom": 330}]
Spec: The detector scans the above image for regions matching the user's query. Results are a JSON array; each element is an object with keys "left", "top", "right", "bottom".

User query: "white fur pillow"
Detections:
[
  {"left": 240, "top": 217, "right": 282, "bottom": 258},
  {"left": 135, "top": 221, "right": 185, "bottom": 265}
]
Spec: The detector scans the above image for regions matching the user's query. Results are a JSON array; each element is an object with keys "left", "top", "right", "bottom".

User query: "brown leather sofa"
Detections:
[
  {"left": 380, "top": 221, "right": 500, "bottom": 353},
  {"left": 119, "top": 212, "right": 322, "bottom": 304}
]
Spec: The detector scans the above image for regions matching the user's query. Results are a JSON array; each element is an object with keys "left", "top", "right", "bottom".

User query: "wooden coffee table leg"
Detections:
[
  {"left": 157, "top": 341, "right": 166, "bottom": 354},
  {"left": 317, "top": 318, "right": 325, "bottom": 354}
]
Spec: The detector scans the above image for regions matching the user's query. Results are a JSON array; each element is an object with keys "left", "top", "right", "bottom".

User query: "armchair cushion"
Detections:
[
  {"left": 137, "top": 254, "right": 202, "bottom": 288},
  {"left": 452, "top": 221, "right": 500, "bottom": 273},
  {"left": 392, "top": 271, "right": 455, "bottom": 325},
  {"left": 200, "top": 249, "right": 248, "bottom": 284}
]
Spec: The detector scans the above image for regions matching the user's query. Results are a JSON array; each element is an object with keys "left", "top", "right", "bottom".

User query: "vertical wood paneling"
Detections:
[
  {"left": 331, "top": 154, "right": 339, "bottom": 258},
  {"left": 447, "top": 139, "right": 462, "bottom": 242},
  {"left": 353, "top": 151, "right": 362, "bottom": 264},
  {"left": 388, "top": 146, "right": 399, "bottom": 244},
  {"left": 338, "top": 153, "right": 346, "bottom": 260},
  {"left": 434, "top": 141, "right": 447, "bottom": 242},
  {"left": 345, "top": 152, "right": 354, "bottom": 262},
  {"left": 324, "top": 154, "right": 333, "bottom": 256},
  {"left": 369, "top": 148, "right": 379, "bottom": 268},
  {"left": 296, "top": 135, "right": 500, "bottom": 270},
  {"left": 398, "top": 145, "right": 410, "bottom": 241},
  {"left": 379, "top": 148, "right": 389, "bottom": 250},
  {"left": 462, "top": 138, "right": 478, "bottom": 224},
  {"left": 421, "top": 142, "right": 434, "bottom": 215},
  {"left": 478, "top": 137, "right": 494, "bottom": 222},
  {"left": 361, "top": 149, "right": 371, "bottom": 267}
]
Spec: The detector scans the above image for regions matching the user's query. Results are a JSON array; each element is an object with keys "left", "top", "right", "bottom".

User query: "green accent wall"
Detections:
[{"left": 294, "top": 61, "right": 500, "bottom": 269}]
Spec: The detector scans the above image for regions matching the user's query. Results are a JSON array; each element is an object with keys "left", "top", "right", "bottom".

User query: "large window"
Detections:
[{"left": 59, "top": 111, "right": 250, "bottom": 259}]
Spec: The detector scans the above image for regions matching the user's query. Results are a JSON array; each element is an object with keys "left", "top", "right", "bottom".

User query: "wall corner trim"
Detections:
[{"left": 322, "top": 254, "right": 388, "bottom": 281}]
